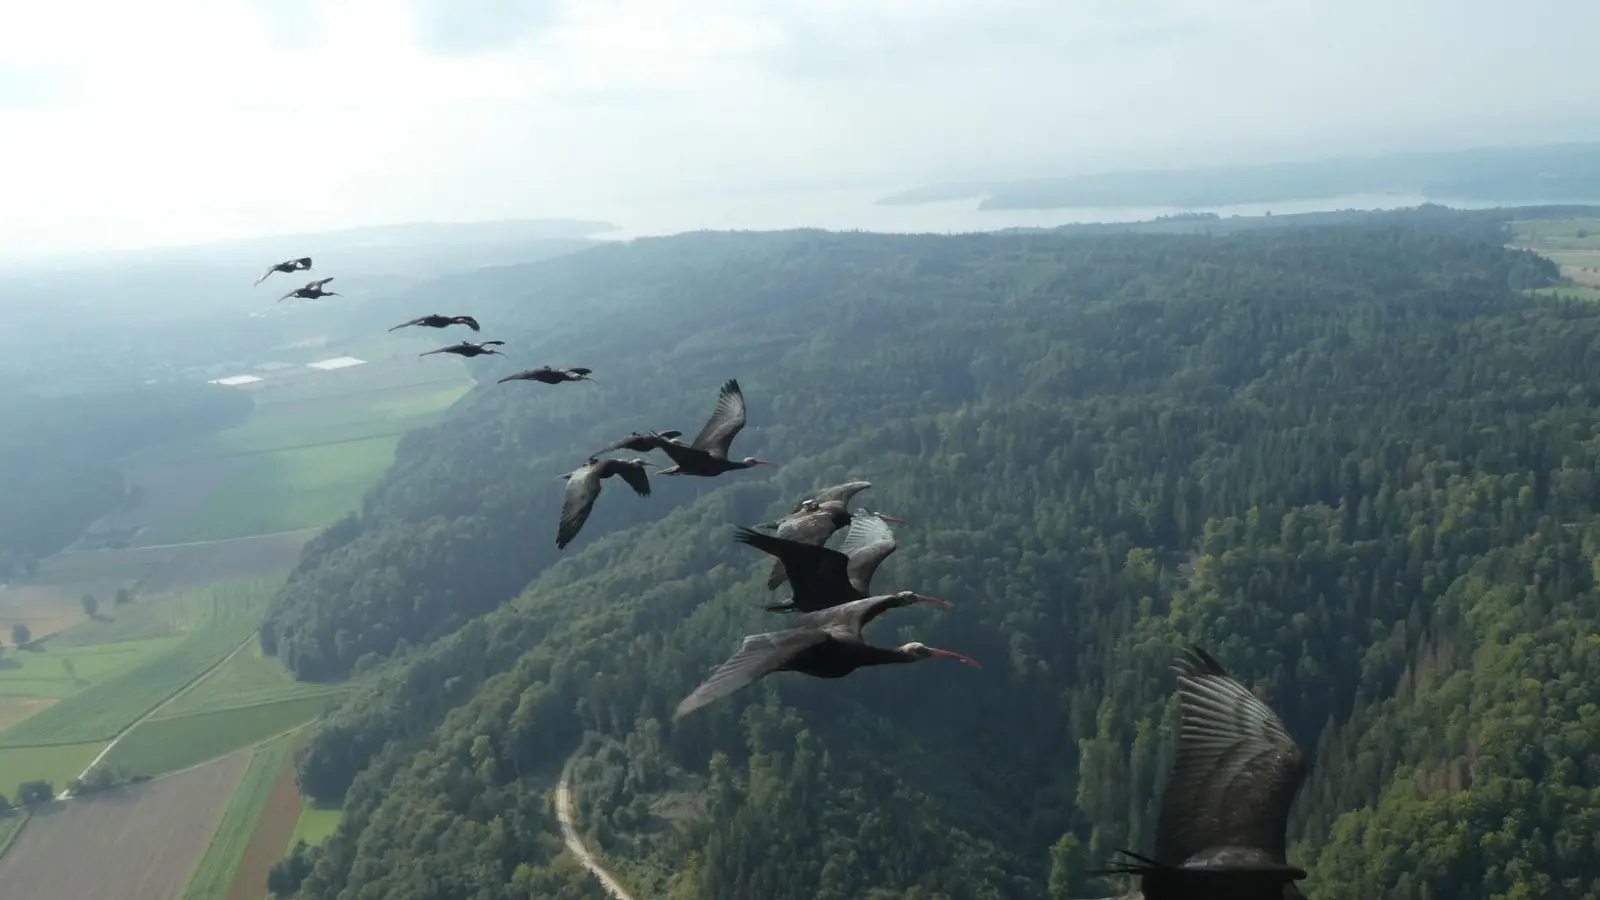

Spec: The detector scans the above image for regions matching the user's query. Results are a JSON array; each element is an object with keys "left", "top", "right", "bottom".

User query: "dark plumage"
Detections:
[
  {"left": 733, "top": 512, "right": 907, "bottom": 613},
  {"left": 673, "top": 590, "right": 979, "bottom": 719},
  {"left": 556, "top": 457, "right": 658, "bottom": 550},
  {"left": 756, "top": 501, "right": 911, "bottom": 592},
  {"left": 390, "top": 314, "right": 481, "bottom": 332},
  {"left": 278, "top": 277, "right": 338, "bottom": 302},
  {"left": 255, "top": 256, "right": 312, "bottom": 285},
  {"left": 498, "top": 366, "right": 594, "bottom": 385},
  {"left": 590, "top": 430, "right": 683, "bottom": 457},
  {"left": 1088, "top": 646, "right": 1309, "bottom": 900},
  {"left": 420, "top": 340, "right": 506, "bottom": 358},
  {"left": 653, "top": 378, "right": 777, "bottom": 477}
]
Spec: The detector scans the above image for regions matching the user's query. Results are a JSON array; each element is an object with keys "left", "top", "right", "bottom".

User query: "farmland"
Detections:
[
  {"left": 0, "top": 742, "right": 106, "bottom": 799},
  {"left": 0, "top": 579, "right": 277, "bottom": 748},
  {"left": 290, "top": 800, "right": 344, "bottom": 847},
  {"left": 103, "top": 693, "right": 344, "bottom": 777},
  {"left": 182, "top": 734, "right": 296, "bottom": 900},
  {"left": 0, "top": 749, "right": 250, "bottom": 900},
  {"left": 1511, "top": 217, "right": 1600, "bottom": 299}
]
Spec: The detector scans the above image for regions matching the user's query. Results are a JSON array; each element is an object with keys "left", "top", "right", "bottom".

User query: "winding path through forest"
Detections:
[{"left": 557, "top": 751, "right": 638, "bottom": 900}]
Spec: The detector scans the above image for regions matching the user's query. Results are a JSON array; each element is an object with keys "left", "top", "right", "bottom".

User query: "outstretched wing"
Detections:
[
  {"left": 389, "top": 317, "right": 426, "bottom": 331},
  {"left": 674, "top": 628, "right": 828, "bottom": 719},
  {"left": 307, "top": 277, "right": 335, "bottom": 290},
  {"left": 557, "top": 465, "right": 603, "bottom": 550},
  {"left": 478, "top": 340, "right": 507, "bottom": 347},
  {"left": 734, "top": 526, "right": 853, "bottom": 611},
  {"left": 799, "top": 480, "right": 872, "bottom": 511},
  {"left": 609, "top": 461, "right": 653, "bottom": 497},
  {"left": 254, "top": 264, "right": 281, "bottom": 286},
  {"left": 1153, "top": 647, "right": 1307, "bottom": 867},
  {"left": 456, "top": 316, "right": 481, "bottom": 331},
  {"left": 293, "top": 256, "right": 312, "bottom": 268},
  {"left": 568, "top": 367, "right": 593, "bottom": 376},
  {"left": 691, "top": 378, "right": 747, "bottom": 458},
  {"left": 841, "top": 512, "right": 899, "bottom": 595},
  {"left": 765, "top": 510, "right": 846, "bottom": 590}
]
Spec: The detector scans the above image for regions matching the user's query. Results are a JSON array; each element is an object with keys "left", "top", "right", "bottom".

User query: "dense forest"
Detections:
[
  {"left": 263, "top": 213, "right": 1600, "bottom": 900},
  {"left": 0, "top": 385, "right": 251, "bottom": 573}
]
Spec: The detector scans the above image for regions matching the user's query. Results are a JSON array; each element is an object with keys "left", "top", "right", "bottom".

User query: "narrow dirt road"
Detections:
[{"left": 557, "top": 752, "right": 639, "bottom": 900}]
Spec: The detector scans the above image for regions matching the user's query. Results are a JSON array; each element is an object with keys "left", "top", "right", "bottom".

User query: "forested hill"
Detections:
[{"left": 269, "top": 218, "right": 1600, "bottom": 900}]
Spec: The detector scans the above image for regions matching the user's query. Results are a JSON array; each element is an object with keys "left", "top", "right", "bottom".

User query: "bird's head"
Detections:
[
  {"left": 862, "top": 508, "right": 915, "bottom": 527},
  {"left": 896, "top": 641, "right": 981, "bottom": 667},
  {"left": 889, "top": 590, "right": 952, "bottom": 610},
  {"left": 741, "top": 457, "right": 779, "bottom": 468}
]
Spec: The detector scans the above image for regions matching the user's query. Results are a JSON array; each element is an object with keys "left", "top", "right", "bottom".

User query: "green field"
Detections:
[
  {"left": 1527, "top": 284, "right": 1600, "bottom": 301},
  {"left": 1511, "top": 218, "right": 1600, "bottom": 250},
  {"left": 289, "top": 799, "right": 343, "bottom": 848},
  {"left": 0, "top": 636, "right": 184, "bottom": 699},
  {"left": 148, "top": 435, "right": 405, "bottom": 544},
  {"left": 162, "top": 642, "right": 340, "bottom": 717},
  {"left": 0, "top": 580, "right": 276, "bottom": 747},
  {"left": 0, "top": 741, "right": 105, "bottom": 798},
  {"left": 102, "top": 693, "right": 345, "bottom": 777},
  {"left": 179, "top": 734, "right": 296, "bottom": 900}
]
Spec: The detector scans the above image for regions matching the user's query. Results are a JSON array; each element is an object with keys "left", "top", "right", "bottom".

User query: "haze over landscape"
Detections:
[{"left": 4, "top": 2, "right": 1600, "bottom": 900}]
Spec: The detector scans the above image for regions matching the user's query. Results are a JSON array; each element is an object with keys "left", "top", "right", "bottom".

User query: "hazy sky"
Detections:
[{"left": 3, "top": 0, "right": 1597, "bottom": 256}]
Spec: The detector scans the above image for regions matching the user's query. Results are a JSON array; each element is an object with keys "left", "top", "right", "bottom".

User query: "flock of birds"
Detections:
[{"left": 254, "top": 255, "right": 1315, "bottom": 900}]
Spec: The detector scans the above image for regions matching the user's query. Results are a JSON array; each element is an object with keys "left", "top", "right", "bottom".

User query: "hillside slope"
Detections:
[{"left": 270, "top": 219, "right": 1600, "bottom": 900}]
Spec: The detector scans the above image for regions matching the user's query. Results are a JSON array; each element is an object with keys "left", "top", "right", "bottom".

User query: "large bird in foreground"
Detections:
[
  {"left": 673, "top": 590, "right": 979, "bottom": 719},
  {"left": 390, "top": 314, "right": 481, "bottom": 332},
  {"left": 420, "top": 340, "right": 505, "bottom": 358},
  {"left": 590, "top": 430, "right": 683, "bottom": 458},
  {"left": 756, "top": 501, "right": 911, "bottom": 591},
  {"left": 556, "top": 457, "right": 658, "bottom": 550},
  {"left": 278, "top": 277, "right": 338, "bottom": 302},
  {"left": 1086, "top": 646, "right": 1309, "bottom": 900},
  {"left": 649, "top": 378, "right": 777, "bottom": 477},
  {"left": 255, "top": 256, "right": 312, "bottom": 285},
  {"left": 499, "top": 366, "right": 594, "bottom": 385},
  {"left": 734, "top": 512, "right": 907, "bottom": 613}
]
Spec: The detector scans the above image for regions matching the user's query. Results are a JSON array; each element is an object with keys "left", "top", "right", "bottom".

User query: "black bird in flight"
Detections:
[
  {"left": 420, "top": 340, "right": 505, "bottom": 358},
  {"left": 649, "top": 378, "right": 777, "bottom": 477},
  {"left": 278, "top": 277, "right": 338, "bottom": 302},
  {"left": 498, "top": 366, "right": 595, "bottom": 385},
  {"left": 390, "top": 314, "right": 481, "bottom": 332},
  {"left": 734, "top": 513, "right": 907, "bottom": 613},
  {"left": 1087, "top": 646, "right": 1310, "bottom": 900},
  {"left": 589, "top": 430, "right": 683, "bottom": 458},
  {"left": 255, "top": 256, "right": 312, "bottom": 286},
  {"left": 756, "top": 501, "right": 911, "bottom": 592},
  {"left": 556, "top": 457, "right": 658, "bottom": 550},
  {"left": 674, "top": 590, "right": 978, "bottom": 719}
]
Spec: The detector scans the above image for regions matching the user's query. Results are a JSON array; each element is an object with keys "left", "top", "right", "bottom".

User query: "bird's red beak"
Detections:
[
  {"left": 912, "top": 593, "right": 952, "bottom": 609},
  {"left": 756, "top": 459, "right": 779, "bottom": 467},
  {"left": 928, "top": 647, "right": 981, "bottom": 668}
]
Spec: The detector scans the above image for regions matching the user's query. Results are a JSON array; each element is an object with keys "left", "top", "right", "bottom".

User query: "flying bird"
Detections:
[
  {"left": 556, "top": 457, "right": 658, "bottom": 550},
  {"left": 1087, "top": 646, "right": 1309, "bottom": 900},
  {"left": 590, "top": 430, "right": 683, "bottom": 457},
  {"left": 789, "top": 480, "right": 874, "bottom": 514},
  {"left": 733, "top": 513, "right": 908, "bottom": 614},
  {"left": 278, "top": 277, "right": 338, "bottom": 302},
  {"left": 673, "top": 590, "right": 978, "bottom": 719},
  {"left": 651, "top": 378, "right": 777, "bottom": 477},
  {"left": 390, "top": 314, "right": 481, "bottom": 332},
  {"left": 420, "top": 340, "right": 506, "bottom": 358},
  {"left": 498, "top": 366, "right": 595, "bottom": 385},
  {"left": 255, "top": 257, "right": 312, "bottom": 286},
  {"left": 756, "top": 501, "right": 912, "bottom": 592}
]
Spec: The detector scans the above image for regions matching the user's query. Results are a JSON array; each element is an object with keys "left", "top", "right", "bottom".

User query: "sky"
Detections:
[{"left": 2, "top": 0, "right": 1598, "bottom": 256}]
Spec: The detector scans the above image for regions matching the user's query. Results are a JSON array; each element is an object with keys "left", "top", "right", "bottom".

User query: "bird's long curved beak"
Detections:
[
  {"left": 877, "top": 513, "right": 914, "bottom": 526},
  {"left": 639, "top": 461, "right": 661, "bottom": 469},
  {"left": 912, "top": 593, "right": 952, "bottom": 609},
  {"left": 755, "top": 459, "right": 780, "bottom": 467},
  {"left": 929, "top": 647, "right": 981, "bottom": 668}
]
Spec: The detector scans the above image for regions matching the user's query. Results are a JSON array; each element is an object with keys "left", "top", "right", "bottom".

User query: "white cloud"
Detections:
[{"left": 0, "top": 0, "right": 1597, "bottom": 255}]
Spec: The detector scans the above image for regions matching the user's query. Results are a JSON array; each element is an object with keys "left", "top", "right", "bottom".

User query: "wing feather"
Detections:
[
  {"left": 691, "top": 379, "right": 747, "bottom": 458},
  {"left": 798, "top": 480, "right": 872, "bottom": 511},
  {"left": 389, "top": 317, "right": 425, "bottom": 331},
  {"left": 674, "top": 628, "right": 828, "bottom": 719},
  {"left": 734, "top": 527, "right": 853, "bottom": 611},
  {"left": 556, "top": 465, "right": 603, "bottom": 549},
  {"left": 841, "top": 512, "right": 899, "bottom": 595},
  {"left": 1154, "top": 647, "right": 1307, "bottom": 867},
  {"left": 611, "top": 461, "right": 653, "bottom": 497}
]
